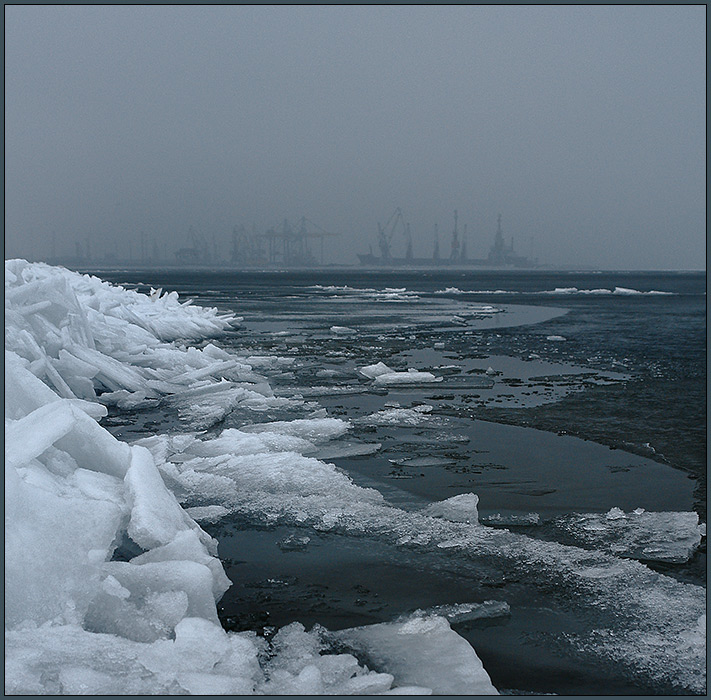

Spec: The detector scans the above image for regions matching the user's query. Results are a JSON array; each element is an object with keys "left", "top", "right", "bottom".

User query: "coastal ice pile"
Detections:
[
  {"left": 5, "top": 261, "right": 705, "bottom": 695},
  {"left": 552, "top": 507, "right": 706, "bottom": 563},
  {"left": 5, "top": 261, "right": 497, "bottom": 695},
  {"left": 4, "top": 259, "right": 291, "bottom": 430}
]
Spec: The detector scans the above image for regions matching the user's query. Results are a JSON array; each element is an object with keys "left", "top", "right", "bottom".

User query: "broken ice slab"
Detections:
[
  {"left": 551, "top": 508, "right": 706, "bottom": 563},
  {"left": 358, "top": 405, "right": 448, "bottom": 428},
  {"left": 389, "top": 456, "right": 458, "bottom": 469},
  {"left": 330, "top": 325, "right": 357, "bottom": 335},
  {"left": 273, "top": 385, "right": 371, "bottom": 398},
  {"left": 184, "top": 505, "right": 230, "bottom": 523},
  {"left": 333, "top": 614, "right": 498, "bottom": 695},
  {"left": 374, "top": 370, "right": 443, "bottom": 386},
  {"left": 415, "top": 600, "right": 511, "bottom": 627},
  {"left": 238, "top": 417, "right": 350, "bottom": 443},
  {"left": 423, "top": 494, "right": 480, "bottom": 524},
  {"left": 277, "top": 534, "right": 311, "bottom": 552},
  {"left": 312, "top": 441, "right": 382, "bottom": 460}
]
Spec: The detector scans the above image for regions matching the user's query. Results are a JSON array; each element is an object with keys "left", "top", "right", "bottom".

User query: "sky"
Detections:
[{"left": 4, "top": 5, "right": 706, "bottom": 270}]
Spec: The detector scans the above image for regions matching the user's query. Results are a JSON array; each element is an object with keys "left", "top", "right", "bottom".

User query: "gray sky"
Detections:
[{"left": 5, "top": 5, "right": 706, "bottom": 269}]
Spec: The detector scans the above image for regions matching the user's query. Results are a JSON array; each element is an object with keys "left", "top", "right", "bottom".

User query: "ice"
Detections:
[
  {"left": 89, "top": 560, "right": 220, "bottom": 638},
  {"left": 330, "top": 325, "right": 357, "bottom": 335},
  {"left": 374, "top": 369, "right": 443, "bottom": 386},
  {"left": 7, "top": 615, "right": 461, "bottom": 695},
  {"left": 390, "top": 456, "right": 456, "bottom": 468},
  {"left": 130, "top": 530, "right": 231, "bottom": 599},
  {"left": 360, "top": 404, "right": 445, "bottom": 427},
  {"left": 551, "top": 508, "right": 706, "bottom": 563},
  {"left": 5, "top": 461, "right": 125, "bottom": 628},
  {"left": 360, "top": 362, "right": 442, "bottom": 386},
  {"left": 424, "top": 494, "right": 480, "bottom": 524},
  {"left": 238, "top": 417, "right": 350, "bottom": 443},
  {"left": 5, "top": 402, "right": 78, "bottom": 468},
  {"left": 125, "top": 445, "right": 215, "bottom": 552},
  {"left": 546, "top": 335, "right": 566, "bottom": 341},
  {"left": 417, "top": 601, "right": 511, "bottom": 626},
  {"left": 480, "top": 512, "right": 541, "bottom": 526},
  {"left": 360, "top": 361, "right": 395, "bottom": 378},
  {"left": 313, "top": 441, "right": 382, "bottom": 459},
  {"left": 185, "top": 505, "right": 230, "bottom": 523},
  {"left": 334, "top": 615, "right": 498, "bottom": 695},
  {"left": 6, "top": 260, "right": 265, "bottom": 429}
]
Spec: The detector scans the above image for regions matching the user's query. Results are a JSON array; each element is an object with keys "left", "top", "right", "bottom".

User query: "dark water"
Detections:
[
  {"left": 98, "top": 267, "right": 706, "bottom": 511},
  {"left": 94, "top": 267, "right": 706, "bottom": 695}
]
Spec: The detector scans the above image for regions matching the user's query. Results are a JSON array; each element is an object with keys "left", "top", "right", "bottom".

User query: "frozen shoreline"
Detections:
[{"left": 5, "top": 261, "right": 706, "bottom": 695}]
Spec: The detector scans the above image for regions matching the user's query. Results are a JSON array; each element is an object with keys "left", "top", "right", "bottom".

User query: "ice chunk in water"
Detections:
[
  {"left": 480, "top": 512, "right": 541, "bottom": 526},
  {"left": 390, "top": 456, "right": 457, "bottom": 468},
  {"left": 312, "top": 441, "right": 382, "bottom": 460},
  {"left": 424, "top": 494, "right": 480, "bottom": 524},
  {"left": 360, "top": 362, "right": 395, "bottom": 379},
  {"left": 335, "top": 615, "right": 498, "bottom": 695},
  {"left": 239, "top": 417, "right": 350, "bottom": 443},
  {"left": 374, "top": 370, "right": 443, "bottom": 386},
  {"left": 417, "top": 601, "right": 511, "bottom": 626},
  {"left": 361, "top": 405, "right": 444, "bottom": 428},
  {"left": 330, "top": 325, "right": 357, "bottom": 335},
  {"left": 552, "top": 509, "right": 706, "bottom": 563}
]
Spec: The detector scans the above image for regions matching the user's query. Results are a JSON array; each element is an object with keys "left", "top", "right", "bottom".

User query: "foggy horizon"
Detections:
[{"left": 5, "top": 5, "right": 706, "bottom": 271}]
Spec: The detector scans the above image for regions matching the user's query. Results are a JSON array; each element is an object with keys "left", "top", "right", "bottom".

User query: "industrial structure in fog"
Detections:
[
  {"left": 41, "top": 211, "right": 538, "bottom": 269},
  {"left": 230, "top": 217, "right": 339, "bottom": 267},
  {"left": 358, "top": 210, "right": 537, "bottom": 268}
]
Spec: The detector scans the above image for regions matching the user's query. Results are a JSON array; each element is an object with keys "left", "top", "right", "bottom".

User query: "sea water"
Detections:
[{"left": 85, "top": 267, "right": 705, "bottom": 694}]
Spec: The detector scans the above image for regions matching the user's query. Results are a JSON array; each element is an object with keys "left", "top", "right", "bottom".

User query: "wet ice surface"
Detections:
[{"left": 15, "top": 266, "right": 703, "bottom": 696}]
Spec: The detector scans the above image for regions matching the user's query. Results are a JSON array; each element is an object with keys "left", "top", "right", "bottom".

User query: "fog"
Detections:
[{"left": 5, "top": 5, "right": 706, "bottom": 270}]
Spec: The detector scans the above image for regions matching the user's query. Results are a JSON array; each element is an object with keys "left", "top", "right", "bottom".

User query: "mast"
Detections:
[{"left": 450, "top": 210, "right": 460, "bottom": 260}]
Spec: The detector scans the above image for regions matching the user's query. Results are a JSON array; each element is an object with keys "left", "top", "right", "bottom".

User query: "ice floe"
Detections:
[
  {"left": 551, "top": 507, "right": 706, "bottom": 563},
  {"left": 359, "top": 362, "right": 443, "bottom": 386}
]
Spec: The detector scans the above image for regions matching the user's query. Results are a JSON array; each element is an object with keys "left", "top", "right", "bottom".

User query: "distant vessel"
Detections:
[{"left": 358, "top": 210, "right": 537, "bottom": 268}]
